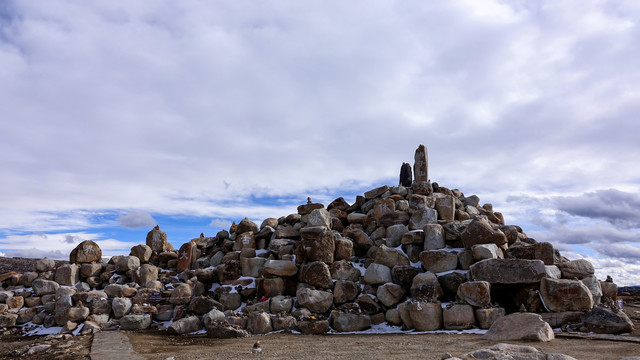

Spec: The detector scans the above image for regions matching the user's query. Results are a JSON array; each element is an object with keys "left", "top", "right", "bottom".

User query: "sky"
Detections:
[{"left": 1, "top": 1, "right": 639, "bottom": 285}]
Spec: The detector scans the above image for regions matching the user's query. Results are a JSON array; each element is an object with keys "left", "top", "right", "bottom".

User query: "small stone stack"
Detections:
[{"left": 0, "top": 145, "right": 632, "bottom": 337}]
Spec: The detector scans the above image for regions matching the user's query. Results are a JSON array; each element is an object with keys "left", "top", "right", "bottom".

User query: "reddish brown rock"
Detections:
[{"left": 177, "top": 241, "right": 198, "bottom": 273}]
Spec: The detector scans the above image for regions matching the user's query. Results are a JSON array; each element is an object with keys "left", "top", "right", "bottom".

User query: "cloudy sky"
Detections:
[{"left": 1, "top": 1, "right": 639, "bottom": 285}]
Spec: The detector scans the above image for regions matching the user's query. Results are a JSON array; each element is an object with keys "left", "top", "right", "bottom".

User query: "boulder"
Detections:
[
  {"left": 130, "top": 244, "right": 153, "bottom": 263},
  {"left": 120, "top": 314, "right": 152, "bottom": 330},
  {"left": 409, "top": 208, "right": 437, "bottom": 230},
  {"left": 256, "top": 278, "right": 285, "bottom": 298},
  {"left": 333, "top": 280, "right": 360, "bottom": 304},
  {"left": 296, "top": 227, "right": 335, "bottom": 264},
  {"left": 506, "top": 242, "right": 556, "bottom": 265},
  {"left": 69, "top": 240, "right": 102, "bottom": 264},
  {"left": 177, "top": 241, "right": 198, "bottom": 272},
  {"left": 134, "top": 264, "right": 158, "bottom": 286},
  {"left": 580, "top": 276, "right": 603, "bottom": 306},
  {"left": 331, "top": 261, "right": 361, "bottom": 282},
  {"left": 457, "top": 281, "right": 491, "bottom": 307},
  {"left": 236, "top": 217, "right": 259, "bottom": 235},
  {"left": 296, "top": 288, "right": 333, "bottom": 314},
  {"left": 0, "top": 313, "right": 17, "bottom": 328},
  {"left": 270, "top": 296, "right": 293, "bottom": 313},
  {"left": 145, "top": 225, "right": 173, "bottom": 253},
  {"left": 272, "top": 315, "right": 297, "bottom": 331},
  {"left": 331, "top": 312, "right": 371, "bottom": 332},
  {"left": 409, "top": 301, "right": 442, "bottom": 331},
  {"left": 461, "top": 218, "right": 507, "bottom": 249},
  {"left": 423, "top": 224, "right": 445, "bottom": 250},
  {"left": 356, "top": 295, "right": 382, "bottom": 315},
  {"left": 168, "top": 316, "right": 202, "bottom": 334},
  {"left": 545, "top": 265, "right": 562, "bottom": 279},
  {"left": 482, "top": 313, "right": 554, "bottom": 342},
  {"left": 80, "top": 263, "right": 102, "bottom": 278},
  {"left": 539, "top": 277, "right": 593, "bottom": 312},
  {"left": 385, "top": 224, "right": 408, "bottom": 248},
  {"left": 583, "top": 306, "right": 634, "bottom": 334},
  {"left": 411, "top": 272, "right": 443, "bottom": 301},
  {"left": 435, "top": 196, "right": 455, "bottom": 221},
  {"left": 334, "top": 238, "right": 353, "bottom": 261},
  {"left": 262, "top": 260, "right": 298, "bottom": 277},
  {"left": 472, "top": 244, "right": 500, "bottom": 261},
  {"left": 54, "top": 264, "right": 79, "bottom": 286},
  {"left": 443, "top": 304, "right": 475, "bottom": 330},
  {"left": 558, "top": 259, "right": 594, "bottom": 279},
  {"left": 374, "top": 198, "right": 395, "bottom": 220},
  {"left": 112, "top": 297, "right": 132, "bottom": 318},
  {"left": 115, "top": 256, "right": 140, "bottom": 273},
  {"left": 206, "top": 325, "right": 249, "bottom": 338},
  {"left": 363, "top": 263, "right": 392, "bottom": 285},
  {"left": 36, "top": 258, "right": 56, "bottom": 272},
  {"left": 240, "top": 257, "right": 266, "bottom": 278},
  {"left": 374, "top": 245, "right": 410, "bottom": 268},
  {"left": 392, "top": 265, "right": 422, "bottom": 292},
  {"left": 297, "top": 319, "right": 330, "bottom": 334},
  {"left": 247, "top": 311, "right": 273, "bottom": 334},
  {"left": 420, "top": 250, "right": 458, "bottom": 273},
  {"left": 169, "top": 284, "right": 193, "bottom": 305},
  {"left": 376, "top": 283, "right": 405, "bottom": 307},
  {"left": 475, "top": 307, "right": 505, "bottom": 329},
  {"left": 32, "top": 279, "right": 60, "bottom": 296},
  {"left": 66, "top": 306, "right": 90, "bottom": 322},
  {"left": 469, "top": 259, "right": 546, "bottom": 284},
  {"left": 299, "top": 261, "right": 332, "bottom": 289}
]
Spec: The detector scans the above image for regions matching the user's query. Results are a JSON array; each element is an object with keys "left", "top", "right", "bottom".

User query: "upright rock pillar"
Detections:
[
  {"left": 413, "top": 144, "right": 428, "bottom": 182},
  {"left": 399, "top": 162, "right": 412, "bottom": 186}
]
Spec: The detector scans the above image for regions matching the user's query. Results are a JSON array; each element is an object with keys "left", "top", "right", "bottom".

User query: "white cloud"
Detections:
[
  {"left": 208, "top": 218, "right": 232, "bottom": 229},
  {"left": 118, "top": 210, "right": 157, "bottom": 229}
]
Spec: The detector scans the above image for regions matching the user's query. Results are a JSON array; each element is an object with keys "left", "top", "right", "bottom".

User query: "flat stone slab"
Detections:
[{"left": 91, "top": 331, "right": 144, "bottom": 360}]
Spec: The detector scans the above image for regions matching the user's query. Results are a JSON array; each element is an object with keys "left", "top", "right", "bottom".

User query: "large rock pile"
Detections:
[{"left": 0, "top": 145, "right": 632, "bottom": 337}]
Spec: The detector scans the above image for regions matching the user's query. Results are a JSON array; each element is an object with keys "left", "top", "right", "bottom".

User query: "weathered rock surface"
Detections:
[
  {"left": 583, "top": 306, "right": 634, "bottom": 334},
  {"left": 331, "top": 312, "right": 371, "bottom": 332},
  {"left": 69, "top": 240, "right": 102, "bottom": 264},
  {"left": 482, "top": 313, "right": 554, "bottom": 342},
  {"left": 470, "top": 259, "right": 546, "bottom": 284},
  {"left": 539, "top": 277, "right": 594, "bottom": 312}
]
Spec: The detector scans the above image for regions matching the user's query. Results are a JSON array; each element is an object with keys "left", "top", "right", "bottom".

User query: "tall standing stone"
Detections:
[
  {"left": 413, "top": 144, "right": 428, "bottom": 183},
  {"left": 146, "top": 225, "right": 174, "bottom": 253},
  {"left": 399, "top": 162, "right": 413, "bottom": 186}
]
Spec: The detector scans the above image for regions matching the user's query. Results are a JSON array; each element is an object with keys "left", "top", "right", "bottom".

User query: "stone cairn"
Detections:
[{"left": 0, "top": 145, "right": 633, "bottom": 338}]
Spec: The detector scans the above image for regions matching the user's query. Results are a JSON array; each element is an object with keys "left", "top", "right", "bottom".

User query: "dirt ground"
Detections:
[{"left": 126, "top": 331, "right": 640, "bottom": 360}]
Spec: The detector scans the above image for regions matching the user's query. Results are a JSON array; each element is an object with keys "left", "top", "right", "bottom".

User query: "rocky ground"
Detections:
[{"left": 0, "top": 301, "right": 638, "bottom": 360}]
